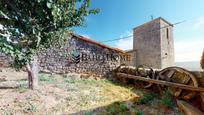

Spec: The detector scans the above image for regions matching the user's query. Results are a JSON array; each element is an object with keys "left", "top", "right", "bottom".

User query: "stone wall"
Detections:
[
  {"left": 133, "top": 17, "right": 174, "bottom": 69},
  {"left": 0, "top": 52, "right": 12, "bottom": 68},
  {"left": 160, "top": 19, "right": 175, "bottom": 68},
  {"left": 123, "top": 50, "right": 136, "bottom": 66},
  {"left": 133, "top": 18, "right": 161, "bottom": 68},
  {"left": 0, "top": 35, "right": 123, "bottom": 76},
  {"left": 38, "top": 35, "right": 122, "bottom": 75}
]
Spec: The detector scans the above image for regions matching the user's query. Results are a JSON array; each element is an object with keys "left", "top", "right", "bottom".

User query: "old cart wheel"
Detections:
[
  {"left": 137, "top": 65, "right": 154, "bottom": 88},
  {"left": 158, "top": 67, "right": 198, "bottom": 100}
]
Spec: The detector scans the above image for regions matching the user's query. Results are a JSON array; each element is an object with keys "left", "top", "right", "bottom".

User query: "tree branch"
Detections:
[
  {"left": 2, "top": 0, "right": 25, "bottom": 32},
  {"left": 0, "top": 17, "right": 18, "bottom": 27},
  {"left": 3, "top": 0, "right": 23, "bottom": 22}
]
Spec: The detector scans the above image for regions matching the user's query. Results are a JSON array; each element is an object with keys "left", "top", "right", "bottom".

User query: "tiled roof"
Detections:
[{"left": 72, "top": 34, "right": 126, "bottom": 53}]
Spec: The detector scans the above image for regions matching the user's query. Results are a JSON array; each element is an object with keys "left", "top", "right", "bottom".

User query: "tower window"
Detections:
[{"left": 166, "top": 28, "right": 169, "bottom": 39}]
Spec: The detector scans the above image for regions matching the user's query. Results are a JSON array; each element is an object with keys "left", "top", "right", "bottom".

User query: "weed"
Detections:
[
  {"left": 39, "top": 74, "right": 51, "bottom": 81},
  {"left": 84, "top": 112, "right": 92, "bottom": 115},
  {"left": 24, "top": 102, "right": 38, "bottom": 113},
  {"left": 107, "top": 107, "right": 116, "bottom": 115},
  {"left": 66, "top": 87, "right": 78, "bottom": 92},
  {"left": 160, "top": 91, "right": 174, "bottom": 109},
  {"left": 119, "top": 103, "right": 128, "bottom": 112},
  {"left": 39, "top": 74, "right": 54, "bottom": 83},
  {"left": 56, "top": 83, "right": 66, "bottom": 89},
  {"left": 134, "top": 109, "right": 143, "bottom": 115},
  {"left": 16, "top": 80, "right": 27, "bottom": 93},
  {"left": 64, "top": 77, "right": 75, "bottom": 83},
  {"left": 1, "top": 108, "right": 15, "bottom": 115},
  {"left": 137, "top": 93, "right": 156, "bottom": 104}
]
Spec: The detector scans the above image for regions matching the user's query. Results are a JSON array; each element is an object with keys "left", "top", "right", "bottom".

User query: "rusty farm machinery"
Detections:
[
  {"left": 113, "top": 64, "right": 204, "bottom": 100},
  {"left": 113, "top": 64, "right": 204, "bottom": 113}
]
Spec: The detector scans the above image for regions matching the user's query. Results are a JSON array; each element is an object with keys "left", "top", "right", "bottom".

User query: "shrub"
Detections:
[{"left": 137, "top": 93, "right": 156, "bottom": 104}]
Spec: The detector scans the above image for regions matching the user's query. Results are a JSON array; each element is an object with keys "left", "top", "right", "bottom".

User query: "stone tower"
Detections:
[{"left": 133, "top": 17, "right": 174, "bottom": 69}]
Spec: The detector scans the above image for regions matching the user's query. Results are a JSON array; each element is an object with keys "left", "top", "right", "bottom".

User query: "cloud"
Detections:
[
  {"left": 194, "top": 17, "right": 204, "bottom": 29},
  {"left": 114, "top": 31, "right": 133, "bottom": 50},
  {"left": 175, "top": 38, "right": 204, "bottom": 62}
]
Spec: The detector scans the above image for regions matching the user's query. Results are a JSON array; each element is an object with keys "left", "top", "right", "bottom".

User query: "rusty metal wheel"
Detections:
[
  {"left": 114, "top": 64, "right": 135, "bottom": 83},
  {"left": 158, "top": 66, "right": 198, "bottom": 100},
  {"left": 137, "top": 65, "right": 154, "bottom": 88}
]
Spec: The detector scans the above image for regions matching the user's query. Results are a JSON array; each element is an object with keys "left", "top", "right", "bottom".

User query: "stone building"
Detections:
[
  {"left": 127, "top": 17, "right": 174, "bottom": 69},
  {"left": 0, "top": 34, "right": 127, "bottom": 75},
  {"left": 0, "top": 17, "right": 174, "bottom": 74},
  {"left": 38, "top": 34, "right": 127, "bottom": 75}
]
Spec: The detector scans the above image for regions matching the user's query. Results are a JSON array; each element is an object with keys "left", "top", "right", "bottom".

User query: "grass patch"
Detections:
[
  {"left": 107, "top": 107, "right": 116, "bottom": 115},
  {"left": 16, "top": 80, "right": 27, "bottom": 93},
  {"left": 137, "top": 92, "right": 157, "bottom": 105},
  {"left": 39, "top": 74, "right": 55, "bottom": 84},
  {"left": 119, "top": 102, "right": 128, "bottom": 112},
  {"left": 134, "top": 108, "right": 143, "bottom": 115},
  {"left": 24, "top": 102, "right": 38, "bottom": 113},
  {"left": 1, "top": 108, "right": 16, "bottom": 115},
  {"left": 84, "top": 112, "right": 92, "bottom": 115},
  {"left": 160, "top": 91, "right": 175, "bottom": 109},
  {"left": 64, "top": 77, "right": 76, "bottom": 84}
]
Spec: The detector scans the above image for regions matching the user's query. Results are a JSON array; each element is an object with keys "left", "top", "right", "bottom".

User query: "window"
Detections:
[{"left": 166, "top": 28, "right": 169, "bottom": 39}]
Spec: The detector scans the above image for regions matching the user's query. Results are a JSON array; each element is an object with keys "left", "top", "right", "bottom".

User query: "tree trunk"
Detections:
[{"left": 26, "top": 55, "right": 39, "bottom": 90}]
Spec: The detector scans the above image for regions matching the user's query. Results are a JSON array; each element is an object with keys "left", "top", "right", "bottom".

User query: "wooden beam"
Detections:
[
  {"left": 116, "top": 73, "right": 204, "bottom": 92},
  {"left": 176, "top": 100, "right": 204, "bottom": 115}
]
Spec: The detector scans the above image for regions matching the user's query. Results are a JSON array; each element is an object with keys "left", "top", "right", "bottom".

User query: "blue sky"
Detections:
[{"left": 75, "top": 0, "right": 204, "bottom": 62}]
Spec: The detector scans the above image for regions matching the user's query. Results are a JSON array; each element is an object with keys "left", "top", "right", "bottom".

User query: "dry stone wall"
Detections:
[
  {"left": 0, "top": 52, "right": 12, "bottom": 67},
  {"left": 0, "top": 36, "right": 122, "bottom": 76}
]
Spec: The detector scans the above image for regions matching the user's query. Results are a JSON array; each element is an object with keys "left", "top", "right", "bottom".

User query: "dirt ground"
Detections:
[{"left": 0, "top": 68, "right": 180, "bottom": 115}]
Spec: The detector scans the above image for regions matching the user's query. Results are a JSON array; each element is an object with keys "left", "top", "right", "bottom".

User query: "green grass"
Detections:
[
  {"left": 24, "top": 102, "right": 38, "bottom": 113},
  {"left": 39, "top": 74, "right": 54, "bottom": 82},
  {"left": 134, "top": 109, "right": 143, "bottom": 115},
  {"left": 119, "top": 103, "right": 128, "bottom": 112},
  {"left": 84, "top": 112, "right": 92, "bottom": 115},
  {"left": 64, "top": 77, "right": 76, "bottom": 83},
  {"left": 137, "top": 92, "right": 157, "bottom": 105},
  {"left": 160, "top": 91, "right": 175, "bottom": 109},
  {"left": 107, "top": 107, "right": 116, "bottom": 115},
  {"left": 16, "top": 80, "right": 28, "bottom": 93}
]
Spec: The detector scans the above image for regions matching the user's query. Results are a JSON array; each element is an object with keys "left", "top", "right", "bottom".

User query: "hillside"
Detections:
[{"left": 175, "top": 61, "right": 202, "bottom": 71}]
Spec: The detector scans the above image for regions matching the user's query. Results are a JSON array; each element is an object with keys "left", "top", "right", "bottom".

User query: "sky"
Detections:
[{"left": 75, "top": 0, "right": 204, "bottom": 62}]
